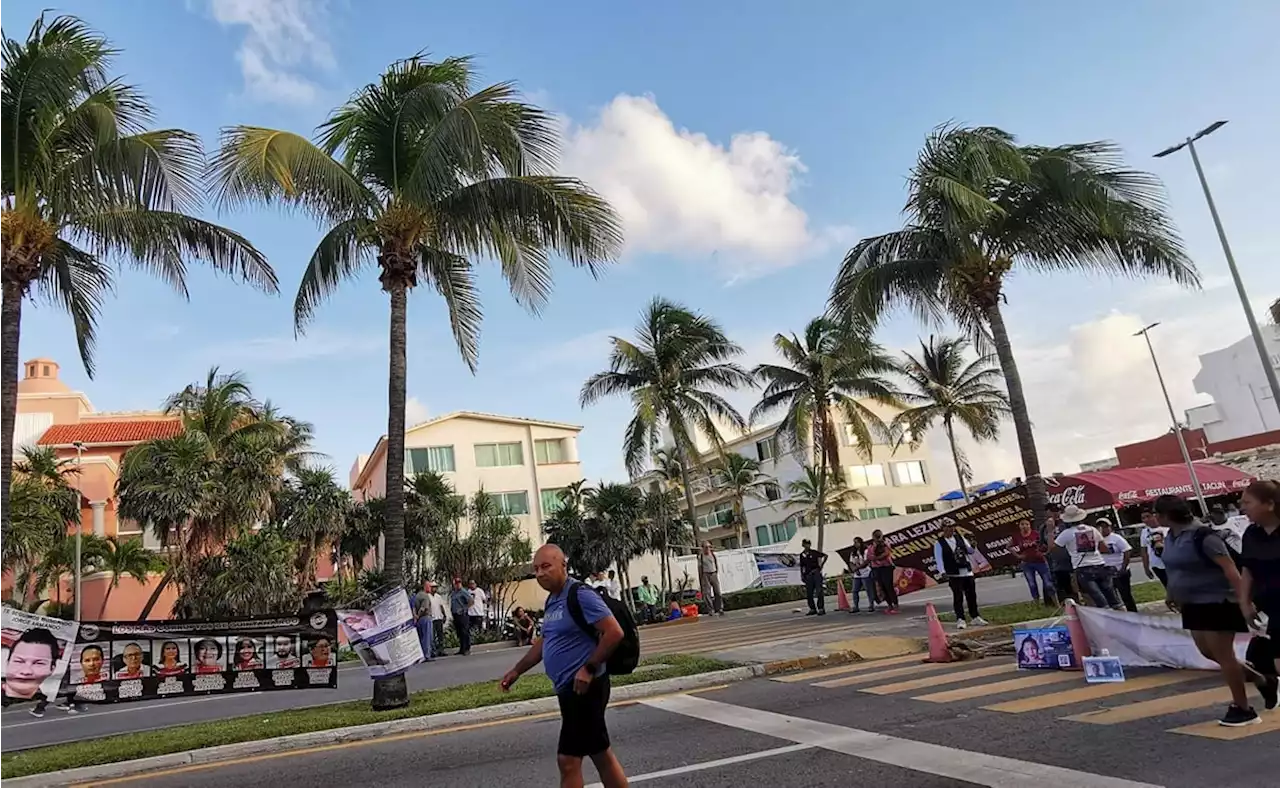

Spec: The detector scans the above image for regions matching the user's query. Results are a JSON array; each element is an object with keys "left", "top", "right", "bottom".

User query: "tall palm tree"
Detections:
[
  {"left": 96, "top": 537, "right": 158, "bottom": 618},
  {"left": 751, "top": 317, "right": 900, "bottom": 550},
  {"left": 713, "top": 453, "right": 774, "bottom": 547},
  {"left": 276, "top": 467, "right": 351, "bottom": 591},
  {"left": 893, "top": 336, "right": 1010, "bottom": 503},
  {"left": 581, "top": 297, "right": 754, "bottom": 540},
  {"left": 404, "top": 470, "right": 465, "bottom": 582},
  {"left": 0, "top": 14, "right": 275, "bottom": 537},
  {"left": 830, "top": 125, "right": 1196, "bottom": 531},
  {"left": 35, "top": 532, "right": 107, "bottom": 608},
  {"left": 210, "top": 55, "right": 621, "bottom": 607},
  {"left": 337, "top": 496, "right": 385, "bottom": 580},
  {"left": 786, "top": 464, "right": 866, "bottom": 531}
]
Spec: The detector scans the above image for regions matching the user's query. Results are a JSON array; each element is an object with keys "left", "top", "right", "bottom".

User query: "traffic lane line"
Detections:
[
  {"left": 856, "top": 662, "right": 1017, "bottom": 694},
  {"left": 640, "top": 694, "right": 1163, "bottom": 788},
  {"left": 1171, "top": 711, "right": 1280, "bottom": 740},
  {"left": 912, "top": 670, "right": 1081, "bottom": 703},
  {"left": 770, "top": 652, "right": 924, "bottom": 683},
  {"left": 583, "top": 743, "right": 815, "bottom": 787},
  {"left": 1063, "top": 687, "right": 1234, "bottom": 725}
]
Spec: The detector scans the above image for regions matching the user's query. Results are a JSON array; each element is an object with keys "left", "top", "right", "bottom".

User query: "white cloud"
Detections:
[
  {"left": 561, "top": 95, "right": 843, "bottom": 280},
  {"left": 201, "top": 330, "right": 385, "bottom": 364},
  {"left": 405, "top": 397, "right": 429, "bottom": 426},
  {"left": 209, "top": 0, "right": 334, "bottom": 105}
]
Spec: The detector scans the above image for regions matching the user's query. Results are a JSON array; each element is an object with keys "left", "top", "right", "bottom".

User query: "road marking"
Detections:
[
  {"left": 583, "top": 744, "right": 814, "bottom": 787},
  {"left": 1, "top": 693, "right": 261, "bottom": 729},
  {"left": 859, "top": 662, "right": 1017, "bottom": 694},
  {"left": 914, "top": 671, "right": 1080, "bottom": 703},
  {"left": 1170, "top": 711, "right": 1280, "bottom": 740},
  {"left": 640, "top": 694, "right": 1163, "bottom": 788},
  {"left": 1064, "top": 687, "right": 1233, "bottom": 724},
  {"left": 770, "top": 653, "right": 924, "bottom": 683},
  {"left": 983, "top": 672, "right": 1205, "bottom": 713},
  {"left": 808, "top": 660, "right": 958, "bottom": 688}
]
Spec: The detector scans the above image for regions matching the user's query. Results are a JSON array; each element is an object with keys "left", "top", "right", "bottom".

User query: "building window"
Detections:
[
  {"left": 540, "top": 488, "right": 567, "bottom": 515},
  {"left": 771, "top": 517, "right": 799, "bottom": 544},
  {"left": 905, "top": 503, "right": 937, "bottom": 515},
  {"left": 756, "top": 438, "right": 777, "bottom": 462},
  {"left": 475, "top": 442, "right": 523, "bottom": 467},
  {"left": 534, "top": 438, "right": 566, "bottom": 465},
  {"left": 893, "top": 460, "right": 927, "bottom": 485},
  {"left": 494, "top": 491, "right": 530, "bottom": 516},
  {"left": 697, "top": 502, "right": 733, "bottom": 531},
  {"left": 846, "top": 464, "right": 887, "bottom": 488},
  {"left": 406, "top": 446, "right": 455, "bottom": 474},
  {"left": 719, "top": 536, "right": 740, "bottom": 550},
  {"left": 755, "top": 525, "right": 772, "bottom": 546},
  {"left": 859, "top": 507, "right": 894, "bottom": 520},
  {"left": 762, "top": 482, "right": 782, "bottom": 501}
]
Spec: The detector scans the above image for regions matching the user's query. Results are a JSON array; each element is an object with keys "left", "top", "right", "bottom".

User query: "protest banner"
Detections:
[
  {"left": 1, "top": 608, "right": 77, "bottom": 705},
  {"left": 68, "top": 610, "right": 338, "bottom": 703},
  {"left": 337, "top": 588, "right": 422, "bottom": 678},
  {"left": 753, "top": 553, "right": 802, "bottom": 587}
]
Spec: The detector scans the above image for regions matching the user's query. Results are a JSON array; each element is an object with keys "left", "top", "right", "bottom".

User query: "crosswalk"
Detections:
[
  {"left": 638, "top": 615, "right": 875, "bottom": 657},
  {"left": 773, "top": 653, "right": 1280, "bottom": 740}
]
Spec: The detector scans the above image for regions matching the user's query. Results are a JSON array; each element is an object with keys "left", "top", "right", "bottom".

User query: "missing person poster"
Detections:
[
  {"left": 70, "top": 610, "right": 338, "bottom": 703},
  {"left": 337, "top": 588, "right": 422, "bottom": 678},
  {"left": 1, "top": 609, "right": 77, "bottom": 706},
  {"left": 1014, "top": 626, "right": 1076, "bottom": 670}
]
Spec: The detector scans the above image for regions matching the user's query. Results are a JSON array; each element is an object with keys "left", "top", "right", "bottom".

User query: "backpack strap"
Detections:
[
  {"left": 1191, "top": 526, "right": 1234, "bottom": 567},
  {"left": 564, "top": 582, "right": 600, "bottom": 641}
]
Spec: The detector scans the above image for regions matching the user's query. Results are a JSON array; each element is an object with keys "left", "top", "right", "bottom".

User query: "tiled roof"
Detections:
[{"left": 38, "top": 419, "right": 182, "bottom": 446}]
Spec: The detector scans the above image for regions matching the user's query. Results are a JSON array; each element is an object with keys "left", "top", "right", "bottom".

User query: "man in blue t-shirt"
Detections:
[{"left": 501, "top": 545, "right": 628, "bottom": 787}]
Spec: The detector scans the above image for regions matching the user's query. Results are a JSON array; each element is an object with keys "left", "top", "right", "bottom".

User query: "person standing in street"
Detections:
[
  {"left": 605, "top": 570, "right": 622, "bottom": 602},
  {"left": 1238, "top": 479, "right": 1280, "bottom": 711},
  {"left": 468, "top": 580, "right": 489, "bottom": 631},
  {"left": 1054, "top": 506, "right": 1124, "bottom": 610},
  {"left": 449, "top": 578, "right": 473, "bottom": 656},
  {"left": 1155, "top": 494, "right": 1260, "bottom": 727},
  {"left": 414, "top": 580, "right": 436, "bottom": 661},
  {"left": 697, "top": 542, "right": 725, "bottom": 616},
  {"left": 799, "top": 539, "right": 828, "bottom": 616},
  {"left": 501, "top": 544, "right": 628, "bottom": 788},
  {"left": 1098, "top": 518, "right": 1137, "bottom": 612},
  {"left": 865, "top": 530, "right": 899, "bottom": 614},
  {"left": 635, "top": 576, "right": 659, "bottom": 623},
  {"left": 1013, "top": 519, "right": 1055, "bottom": 606},
  {"left": 848, "top": 537, "right": 876, "bottom": 614},
  {"left": 933, "top": 523, "right": 988, "bottom": 629},
  {"left": 1140, "top": 506, "right": 1169, "bottom": 587},
  {"left": 1044, "top": 504, "right": 1076, "bottom": 604}
]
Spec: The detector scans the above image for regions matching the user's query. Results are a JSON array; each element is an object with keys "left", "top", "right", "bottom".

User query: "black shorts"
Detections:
[
  {"left": 556, "top": 675, "right": 611, "bottom": 758},
  {"left": 1180, "top": 601, "right": 1248, "bottom": 633}
]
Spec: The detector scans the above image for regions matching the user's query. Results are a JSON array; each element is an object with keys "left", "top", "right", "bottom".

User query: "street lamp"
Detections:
[
  {"left": 72, "top": 440, "right": 85, "bottom": 621},
  {"left": 1134, "top": 323, "right": 1208, "bottom": 514},
  {"left": 1154, "top": 120, "right": 1280, "bottom": 419}
]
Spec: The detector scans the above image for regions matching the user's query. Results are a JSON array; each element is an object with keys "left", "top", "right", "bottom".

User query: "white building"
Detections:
[{"left": 1185, "top": 327, "right": 1280, "bottom": 443}]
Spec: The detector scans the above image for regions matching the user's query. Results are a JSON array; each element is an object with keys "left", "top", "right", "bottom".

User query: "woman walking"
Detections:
[
  {"left": 1238, "top": 479, "right": 1280, "bottom": 711},
  {"left": 1155, "top": 494, "right": 1259, "bottom": 727}
]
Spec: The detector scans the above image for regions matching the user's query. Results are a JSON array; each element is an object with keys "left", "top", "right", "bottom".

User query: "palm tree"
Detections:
[
  {"left": 893, "top": 336, "right": 1010, "bottom": 503},
  {"left": 0, "top": 14, "right": 275, "bottom": 538},
  {"left": 404, "top": 470, "right": 465, "bottom": 582},
  {"left": 786, "top": 464, "right": 866, "bottom": 530},
  {"left": 96, "top": 537, "right": 158, "bottom": 618},
  {"left": 581, "top": 297, "right": 754, "bottom": 539},
  {"left": 174, "top": 529, "right": 301, "bottom": 619},
  {"left": 644, "top": 448, "right": 686, "bottom": 593},
  {"left": 713, "top": 453, "right": 774, "bottom": 547},
  {"left": 277, "top": 467, "right": 351, "bottom": 592},
  {"left": 586, "top": 482, "right": 645, "bottom": 598},
  {"left": 4, "top": 447, "right": 82, "bottom": 606},
  {"left": 830, "top": 125, "right": 1196, "bottom": 531},
  {"left": 35, "top": 532, "right": 108, "bottom": 608},
  {"left": 751, "top": 317, "right": 900, "bottom": 550},
  {"left": 337, "top": 497, "right": 385, "bottom": 580},
  {"left": 209, "top": 55, "right": 621, "bottom": 607}
]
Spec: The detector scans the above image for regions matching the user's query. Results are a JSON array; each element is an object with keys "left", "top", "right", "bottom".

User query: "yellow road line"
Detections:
[
  {"left": 1171, "top": 711, "right": 1280, "bottom": 740},
  {"left": 1064, "top": 687, "right": 1232, "bottom": 724},
  {"left": 859, "top": 663, "right": 1016, "bottom": 694},
  {"left": 771, "top": 653, "right": 924, "bottom": 683},
  {"left": 982, "top": 672, "right": 1204, "bottom": 713},
  {"left": 810, "top": 660, "right": 968, "bottom": 689},
  {"left": 914, "top": 670, "right": 1080, "bottom": 703},
  {"left": 654, "top": 622, "right": 871, "bottom": 655},
  {"left": 74, "top": 684, "right": 730, "bottom": 786}
]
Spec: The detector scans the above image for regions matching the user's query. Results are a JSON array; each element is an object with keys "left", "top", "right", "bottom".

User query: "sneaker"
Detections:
[
  {"left": 805, "top": 610, "right": 818, "bottom": 616},
  {"left": 956, "top": 619, "right": 968, "bottom": 631},
  {"left": 1256, "top": 675, "right": 1278, "bottom": 712},
  {"left": 850, "top": 608, "right": 861, "bottom": 614},
  {"left": 972, "top": 616, "right": 989, "bottom": 627},
  {"left": 817, "top": 610, "right": 827, "bottom": 616},
  {"left": 28, "top": 706, "right": 44, "bottom": 718},
  {"left": 1218, "top": 704, "right": 1260, "bottom": 727},
  {"left": 718, "top": 610, "right": 726, "bottom": 617}
]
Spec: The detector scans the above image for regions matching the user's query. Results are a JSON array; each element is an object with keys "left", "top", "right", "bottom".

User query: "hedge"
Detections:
[{"left": 720, "top": 578, "right": 842, "bottom": 611}]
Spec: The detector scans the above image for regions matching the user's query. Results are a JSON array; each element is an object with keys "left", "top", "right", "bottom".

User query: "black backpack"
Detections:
[
  {"left": 565, "top": 582, "right": 640, "bottom": 675},
  {"left": 1191, "top": 526, "right": 1244, "bottom": 570}
]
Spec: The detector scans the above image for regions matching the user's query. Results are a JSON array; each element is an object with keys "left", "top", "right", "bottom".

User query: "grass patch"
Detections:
[
  {"left": 1, "top": 653, "right": 733, "bottom": 779},
  {"left": 938, "top": 580, "right": 1166, "bottom": 625}
]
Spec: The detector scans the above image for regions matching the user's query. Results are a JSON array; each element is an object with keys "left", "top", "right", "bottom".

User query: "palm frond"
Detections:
[{"left": 293, "top": 217, "right": 377, "bottom": 328}]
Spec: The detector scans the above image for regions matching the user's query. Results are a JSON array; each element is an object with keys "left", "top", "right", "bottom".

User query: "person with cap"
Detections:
[
  {"left": 933, "top": 523, "right": 989, "bottom": 629},
  {"left": 414, "top": 579, "right": 436, "bottom": 661},
  {"left": 799, "top": 538, "right": 828, "bottom": 616},
  {"left": 1053, "top": 505, "right": 1124, "bottom": 610},
  {"left": 1043, "top": 503, "right": 1076, "bottom": 604},
  {"left": 1098, "top": 518, "right": 1137, "bottom": 612}
]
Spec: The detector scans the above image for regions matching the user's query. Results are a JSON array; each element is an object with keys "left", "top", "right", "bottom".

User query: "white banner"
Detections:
[
  {"left": 2, "top": 609, "right": 78, "bottom": 704},
  {"left": 1076, "top": 607, "right": 1251, "bottom": 669},
  {"left": 755, "top": 553, "right": 803, "bottom": 587}
]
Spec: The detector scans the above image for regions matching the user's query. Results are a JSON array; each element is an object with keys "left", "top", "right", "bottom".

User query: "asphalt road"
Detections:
[
  {"left": 1, "top": 575, "right": 1045, "bottom": 750},
  {"left": 111, "top": 652, "right": 1277, "bottom": 788}
]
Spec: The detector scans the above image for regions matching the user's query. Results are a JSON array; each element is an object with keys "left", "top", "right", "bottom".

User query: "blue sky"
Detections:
[{"left": 7, "top": 0, "right": 1279, "bottom": 487}]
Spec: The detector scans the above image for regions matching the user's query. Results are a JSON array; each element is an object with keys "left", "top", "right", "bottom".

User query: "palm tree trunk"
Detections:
[
  {"left": 138, "top": 568, "right": 174, "bottom": 620},
  {"left": 1, "top": 286, "right": 23, "bottom": 542},
  {"left": 99, "top": 583, "right": 115, "bottom": 619},
  {"left": 944, "top": 416, "right": 970, "bottom": 504},
  {"left": 984, "top": 302, "right": 1046, "bottom": 531},
  {"left": 382, "top": 281, "right": 409, "bottom": 587},
  {"left": 816, "top": 459, "right": 828, "bottom": 553}
]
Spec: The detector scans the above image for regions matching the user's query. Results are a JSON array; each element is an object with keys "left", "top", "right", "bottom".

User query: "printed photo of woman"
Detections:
[
  {"left": 304, "top": 635, "right": 333, "bottom": 668},
  {"left": 193, "top": 639, "right": 225, "bottom": 674},
  {"left": 232, "top": 638, "right": 263, "bottom": 671},
  {"left": 153, "top": 641, "right": 188, "bottom": 676},
  {"left": 1017, "top": 635, "right": 1044, "bottom": 667}
]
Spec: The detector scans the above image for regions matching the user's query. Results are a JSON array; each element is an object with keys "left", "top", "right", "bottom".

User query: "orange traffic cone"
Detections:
[
  {"left": 836, "top": 577, "right": 851, "bottom": 611},
  {"left": 924, "top": 602, "right": 952, "bottom": 663},
  {"left": 1063, "top": 599, "right": 1091, "bottom": 671}
]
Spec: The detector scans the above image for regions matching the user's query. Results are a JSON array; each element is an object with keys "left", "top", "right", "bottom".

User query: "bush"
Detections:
[{"left": 721, "top": 578, "right": 841, "bottom": 611}]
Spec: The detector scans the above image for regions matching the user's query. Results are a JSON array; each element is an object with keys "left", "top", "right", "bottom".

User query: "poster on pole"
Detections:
[
  {"left": 754, "top": 553, "right": 803, "bottom": 587},
  {"left": 69, "top": 610, "right": 338, "bottom": 703},
  {"left": 1, "top": 609, "right": 77, "bottom": 706},
  {"left": 337, "top": 588, "right": 422, "bottom": 678}
]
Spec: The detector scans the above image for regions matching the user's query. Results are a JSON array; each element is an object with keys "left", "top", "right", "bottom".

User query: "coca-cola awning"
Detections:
[{"left": 1049, "top": 462, "right": 1256, "bottom": 509}]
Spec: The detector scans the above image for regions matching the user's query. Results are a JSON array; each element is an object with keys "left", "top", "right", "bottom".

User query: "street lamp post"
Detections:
[
  {"left": 1134, "top": 323, "right": 1208, "bottom": 514},
  {"left": 1155, "top": 120, "right": 1280, "bottom": 421},
  {"left": 73, "top": 440, "right": 85, "bottom": 621}
]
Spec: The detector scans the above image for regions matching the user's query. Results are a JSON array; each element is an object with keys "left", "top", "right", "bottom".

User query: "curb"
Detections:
[
  {"left": 4, "top": 666, "right": 764, "bottom": 788},
  {"left": 760, "top": 649, "right": 866, "bottom": 675}
]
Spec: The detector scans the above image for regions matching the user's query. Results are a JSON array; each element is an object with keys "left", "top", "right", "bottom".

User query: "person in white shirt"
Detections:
[
  {"left": 467, "top": 580, "right": 488, "bottom": 630},
  {"left": 429, "top": 583, "right": 449, "bottom": 656},
  {"left": 1098, "top": 518, "right": 1137, "bottom": 612},
  {"left": 1054, "top": 506, "right": 1124, "bottom": 610},
  {"left": 933, "top": 523, "right": 989, "bottom": 630},
  {"left": 605, "top": 570, "right": 623, "bottom": 601},
  {"left": 1139, "top": 507, "right": 1169, "bottom": 587}
]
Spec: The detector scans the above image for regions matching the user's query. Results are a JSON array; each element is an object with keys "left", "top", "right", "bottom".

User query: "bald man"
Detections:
[{"left": 501, "top": 544, "right": 629, "bottom": 788}]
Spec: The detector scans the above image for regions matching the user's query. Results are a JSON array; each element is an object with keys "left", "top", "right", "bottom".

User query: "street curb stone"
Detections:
[{"left": 4, "top": 666, "right": 765, "bottom": 788}]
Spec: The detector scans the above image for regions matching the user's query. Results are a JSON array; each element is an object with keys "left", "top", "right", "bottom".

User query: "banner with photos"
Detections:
[
  {"left": 2, "top": 608, "right": 78, "bottom": 705},
  {"left": 68, "top": 610, "right": 338, "bottom": 704}
]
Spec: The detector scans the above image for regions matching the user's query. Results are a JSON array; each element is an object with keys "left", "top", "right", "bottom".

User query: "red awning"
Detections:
[{"left": 1056, "top": 462, "right": 1255, "bottom": 507}]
